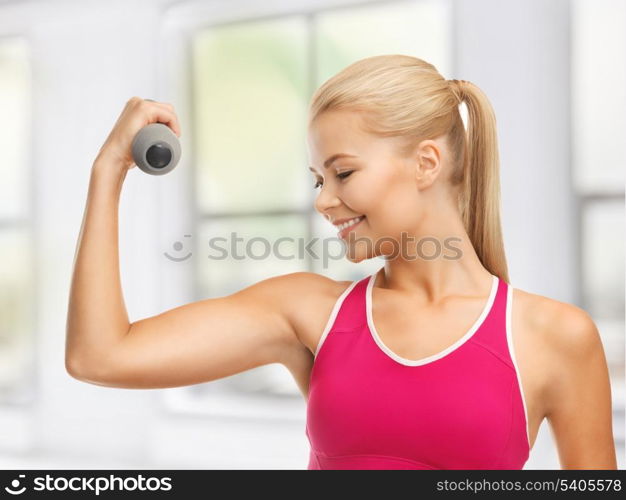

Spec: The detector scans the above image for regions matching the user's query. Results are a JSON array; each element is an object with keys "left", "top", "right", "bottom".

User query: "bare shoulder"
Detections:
[
  {"left": 222, "top": 271, "right": 349, "bottom": 359},
  {"left": 511, "top": 286, "right": 604, "bottom": 414},
  {"left": 513, "top": 287, "right": 616, "bottom": 467},
  {"left": 267, "top": 271, "right": 352, "bottom": 312},
  {"left": 271, "top": 271, "right": 355, "bottom": 354},
  {"left": 270, "top": 270, "right": 350, "bottom": 294},
  {"left": 513, "top": 286, "right": 599, "bottom": 353},
  {"left": 263, "top": 271, "right": 356, "bottom": 397}
]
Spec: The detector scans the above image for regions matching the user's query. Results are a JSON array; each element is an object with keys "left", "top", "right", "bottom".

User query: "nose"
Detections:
[{"left": 314, "top": 184, "right": 341, "bottom": 219}]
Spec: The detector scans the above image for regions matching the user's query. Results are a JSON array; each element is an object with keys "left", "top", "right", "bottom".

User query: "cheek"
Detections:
[{"left": 371, "top": 181, "right": 420, "bottom": 230}]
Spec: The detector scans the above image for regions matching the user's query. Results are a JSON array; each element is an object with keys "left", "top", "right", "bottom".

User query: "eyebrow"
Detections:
[{"left": 308, "top": 153, "right": 358, "bottom": 172}]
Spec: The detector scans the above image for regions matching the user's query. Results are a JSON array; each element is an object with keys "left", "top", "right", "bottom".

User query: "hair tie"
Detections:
[{"left": 448, "top": 79, "right": 467, "bottom": 104}]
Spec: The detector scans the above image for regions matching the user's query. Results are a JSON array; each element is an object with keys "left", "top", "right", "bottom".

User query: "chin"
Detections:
[{"left": 343, "top": 246, "right": 376, "bottom": 263}]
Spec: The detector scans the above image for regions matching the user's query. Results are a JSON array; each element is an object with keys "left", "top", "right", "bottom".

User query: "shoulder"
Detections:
[
  {"left": 256, "top": 271, "right": 356, "bottom": 347},
  {"left": 513, "top": 288, "right": 617, "bottom": 467},
  {"left": 541, "top": 298, "right": 603, "bottom": 373},
  {"left": 274, "top": 271, "right": 356, "bottom": 325},
  {"left": 512, "top": 286, "right": 605, "bottom": 411},
  {"left": 514, "top": 287, "right": 600, "bottom": 355},
  {"left": 258, "top": 271, "right": 353, "bottom": 304}
]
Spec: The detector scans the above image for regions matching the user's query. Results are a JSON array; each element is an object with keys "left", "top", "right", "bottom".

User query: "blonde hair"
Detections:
[{"left": 308, "top": 54, "right": 509, "bottom": 283}]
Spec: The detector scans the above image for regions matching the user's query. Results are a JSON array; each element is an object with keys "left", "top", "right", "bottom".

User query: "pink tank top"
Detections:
[{"left": 305, "top": 270, "right": 531, "bottom": 469}]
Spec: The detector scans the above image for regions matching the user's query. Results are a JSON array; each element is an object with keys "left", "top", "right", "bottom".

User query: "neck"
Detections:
[{"left": 377, "top": 202, "right": 492, "bottom": 302}]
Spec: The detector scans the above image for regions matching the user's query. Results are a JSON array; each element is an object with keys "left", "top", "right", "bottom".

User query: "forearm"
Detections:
[{"left": 65, "top": 157, "right": 130, "bottom": 371}]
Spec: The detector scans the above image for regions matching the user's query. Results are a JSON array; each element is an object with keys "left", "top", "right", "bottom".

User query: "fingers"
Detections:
[
  {"left": 151, "top": 106, "right": 181, "bottom": 138},
  {"left": 129, "top": 97, "right": 182, "bottom": 138},
  {"left": 145, "top": 101, "right": 181, "bottom": 138}
]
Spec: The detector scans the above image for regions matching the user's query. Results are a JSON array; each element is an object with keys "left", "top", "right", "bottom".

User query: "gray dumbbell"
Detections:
[{"left": 131, "top": 122, "right": 181, "bottom": 175}]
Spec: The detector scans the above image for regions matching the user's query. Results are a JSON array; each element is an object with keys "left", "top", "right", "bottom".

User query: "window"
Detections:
[
  {"left": 571, "top": 0, "right": 625, "bottom": 453},
  {"left": 0, "top": 37, "right": 34, "bottom": 405},
  {"left": 173, "top": 0, "right": 451, "bottom": 402}
]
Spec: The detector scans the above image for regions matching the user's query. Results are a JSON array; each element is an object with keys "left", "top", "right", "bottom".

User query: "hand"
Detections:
[{"left": 95, "top": 97, "right": 182, "bottom": 172}]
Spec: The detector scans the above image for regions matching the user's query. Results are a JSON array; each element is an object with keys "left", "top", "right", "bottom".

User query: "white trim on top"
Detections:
[
  {"left": 505, "top": 283, "right": 532, "bottom": 451},
  {"left": 313, "top": 278, "right": 361, "bottom": 358},
  {"left": 366, "top": 273, "right": 499, "bottom": 367}
]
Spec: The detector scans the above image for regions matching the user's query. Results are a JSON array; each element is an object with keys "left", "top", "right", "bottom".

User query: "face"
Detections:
[{"left": 307, "top": 109, "right": 444, "bottom": 262}]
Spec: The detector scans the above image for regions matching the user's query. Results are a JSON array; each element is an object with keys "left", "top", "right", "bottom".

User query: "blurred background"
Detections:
[{"left": 0, "top": 0, "right": 623, "bottom": 469}]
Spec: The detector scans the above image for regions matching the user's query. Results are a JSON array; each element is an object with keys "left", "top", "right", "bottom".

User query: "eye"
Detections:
[{"left": 313, "top": 170, "right": 354, "bottom": 189}]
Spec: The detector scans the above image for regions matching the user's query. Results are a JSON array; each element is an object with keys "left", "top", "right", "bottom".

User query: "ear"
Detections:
[{"left": 412, "top": 139, "right": 442, "bottom": 189}]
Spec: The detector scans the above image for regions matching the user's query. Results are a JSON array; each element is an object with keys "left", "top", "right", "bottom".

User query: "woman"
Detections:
[{"left": 65, "top": 54, "right": 617, "bottom": 470}]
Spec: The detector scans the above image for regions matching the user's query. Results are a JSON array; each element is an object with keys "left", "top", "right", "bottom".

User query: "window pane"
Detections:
[
  {"left": 0, "top": 228, "right": 35, "bottom": 403},
  {"left": 192, "top": 17, "right": 309, "bottom": 213},
  {"left": 572, "top": 0, "right": 626, "bottom": 193},
  {"left": 581, "top": 198, "right": 625, "bottom": 319},
  {"left": 315, "top": 0, "right": 452, "bottom": 85},
  {"left": 0, "top": 38, "right": 30, "bottom": 219}
]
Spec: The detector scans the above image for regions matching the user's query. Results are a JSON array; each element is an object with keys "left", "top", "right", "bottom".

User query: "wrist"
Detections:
[{"left": 92, "top": 155, "right": 128, "bottom": 183}]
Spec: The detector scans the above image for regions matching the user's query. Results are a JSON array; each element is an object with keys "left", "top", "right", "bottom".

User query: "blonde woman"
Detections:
[{"left": 66, "top": 55, "right": 617, "bottom": 470}]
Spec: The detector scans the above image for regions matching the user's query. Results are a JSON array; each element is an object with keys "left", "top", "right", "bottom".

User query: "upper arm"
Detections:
[
  {"left": 544, "top": 303, "right": 618, "bottom": 469},
  {"left": 71, "top": 272, "right": 312, "bottom": 389}
]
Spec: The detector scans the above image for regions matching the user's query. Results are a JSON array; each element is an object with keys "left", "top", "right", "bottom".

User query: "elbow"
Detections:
[
  {"left": 64, "top": 328, "right": 107, "bottom": 383},
  {"left": 65, "top": 348, "right": 118, "bottom": 388},
  {"left": 65, "top": 329, "right": 86, "bottom": 379},
  {"left": 65, "top": 350, "right": 103, "bottom": 384},
  {"left": 65, "top": 353, "right": 89, "bottom": 381}
]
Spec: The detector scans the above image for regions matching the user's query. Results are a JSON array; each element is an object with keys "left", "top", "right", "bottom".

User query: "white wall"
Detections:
[{"left": 454, "top": 0, "right": 576, "bottom": 304}]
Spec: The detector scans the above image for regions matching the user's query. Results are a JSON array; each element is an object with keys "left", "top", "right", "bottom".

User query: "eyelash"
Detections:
[{"left": 313, "top": 171, "right": 354, "bottom": 189}]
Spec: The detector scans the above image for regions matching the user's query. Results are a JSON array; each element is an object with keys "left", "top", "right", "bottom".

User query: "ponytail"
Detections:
[{"left": 448, "top": 79, "right": 509, "bottom": 283}]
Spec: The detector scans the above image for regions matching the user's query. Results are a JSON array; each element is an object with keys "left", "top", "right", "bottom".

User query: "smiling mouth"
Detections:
[{"left": 337, "top": 215, "right": 366, "bottom": 239}]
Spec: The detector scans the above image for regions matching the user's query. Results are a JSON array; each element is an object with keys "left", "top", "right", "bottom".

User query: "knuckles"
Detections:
[
  {"left": 127, "top": 96, "right": 175, "bottom": 111},
  {"left": 126, "top": 97, "right": 177, "bottom": 118}
]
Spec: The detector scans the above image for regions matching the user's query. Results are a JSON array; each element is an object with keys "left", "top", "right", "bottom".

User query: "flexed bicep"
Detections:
[{"left": 69, "top": 273, "right": 303, "bottom": 389}]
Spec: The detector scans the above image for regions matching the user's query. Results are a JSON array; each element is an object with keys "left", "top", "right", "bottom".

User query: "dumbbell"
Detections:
[{"left": 131, "top": 100, "right": 181, "bottom": 175}]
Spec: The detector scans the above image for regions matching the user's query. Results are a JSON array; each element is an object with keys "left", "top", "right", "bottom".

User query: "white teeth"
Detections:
[{"left": 338, "top": 216, "right": 364, "bottom": 230}]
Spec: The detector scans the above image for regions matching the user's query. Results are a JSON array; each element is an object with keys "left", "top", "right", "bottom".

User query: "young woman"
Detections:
[{"left": 65, "top": 55, "right": 617, "bottom": 470}]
